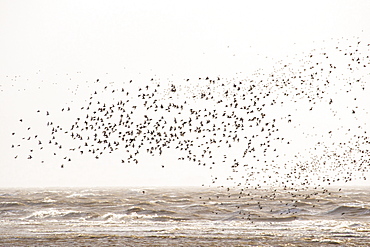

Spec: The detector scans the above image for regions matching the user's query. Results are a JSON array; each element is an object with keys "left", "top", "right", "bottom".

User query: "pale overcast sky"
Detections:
[{"left": 1, "top": 0, "right": 369, "bottom": 187}]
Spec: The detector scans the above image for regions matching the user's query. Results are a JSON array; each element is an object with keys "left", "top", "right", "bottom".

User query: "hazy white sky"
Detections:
[
  {"left": 2, "top": 0, "right": 369, "bottom": 77},
  {"left": 1, "top": 0, "right": 369, "bottom": 187}
]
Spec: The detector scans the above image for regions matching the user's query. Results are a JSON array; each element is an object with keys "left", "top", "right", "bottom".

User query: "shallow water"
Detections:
[{"left": 1, "top": 187, "right": 369, "bottom": 246}]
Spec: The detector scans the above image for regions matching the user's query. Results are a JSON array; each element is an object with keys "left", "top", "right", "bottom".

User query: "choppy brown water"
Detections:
[{"left": 1, "top": 186, "right": 369, "bottom": 246}]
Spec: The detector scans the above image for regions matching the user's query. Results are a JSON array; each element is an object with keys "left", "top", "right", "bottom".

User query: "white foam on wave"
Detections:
[
  {"left": 343, "top": 202, "right": 367, "bottom": 207},
  {"left": 101, "top": 212, "right": 159, "bottom": 221},
  {"left": 24, "top": 209, "right": 81, "bottom": 219},
  {"left": 42, "top": 197, "right": 56, "bottom": 203},
  {"left": 66, "top": 192, "right": 97, "bottom": 198},
  {"left": 0, "top": 201, "right": 24, "bottom": 206}
]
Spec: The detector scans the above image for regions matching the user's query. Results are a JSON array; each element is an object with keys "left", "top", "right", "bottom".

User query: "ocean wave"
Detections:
[
  {"left": 275, "top": 208, "right": 310, "bottom": 215},
  {"left": 0, "top": 201, "right": 25, "bottom": 207},
  {"left": 42, "top": 197, "right": 57, "bottom": 203},
  {"left": 149, "top": 200, "right": 167, "bottom": 204},
  {"left": 101, "top": 212, "right": 170, "bottom": 221},
  {"left": 166, "top": 198, "right": 192, "bottom": 203},
  {"left": 292, "top": 201, "right": 312, "bottom": 207},
  {"left": 101, "top": 212, "right": 128, "bottom": 221},
  {"left": 25, "top": 209, "right": 82, "bottom": 219},
  {"left": 66, "top": 193, "right": 98, "bottom": 198},
  {"left": 256, "top": 216, "right": 298, "bottom": 222},
  {"left": 150, "top": 215, "right": 189, "bottom": 222},
  {"left": 97, "top": 210, "right": 188, "bottom": 222},
  {"left": 186, "top": 204, "right": 211, "bottom": 209},
  {"left": 63, "top": 211, "right": 97, "bottom": 219},
  {"left": 145, "top": 209, "right": 176, "bottom": 216},
  {"left": 325, "top": 206, "right": 370, "bottom": 216},
  {"left": 125, "top": 207, "right": 145, "bottom": 214},
  {"left": 0, "top": 193, "right": 14, "bottom": 197},
  {"left": 221, "top": 213, "right": 299, "bottom": 222},
  {"left": 125, "top": 207, "right": 177, "bottom": 216},
  {"left": 134, "top": 202, "right": 156, "bottom": 206}
]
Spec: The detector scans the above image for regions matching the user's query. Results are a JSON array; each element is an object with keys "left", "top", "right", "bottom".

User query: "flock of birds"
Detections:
[{"left": 8, "top": 37, "right": 370, "bottom": 205}]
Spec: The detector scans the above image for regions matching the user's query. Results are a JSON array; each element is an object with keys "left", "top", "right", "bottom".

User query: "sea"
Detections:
[{"left": 0, "top": 186, "right": 369, "bottom": 246}]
